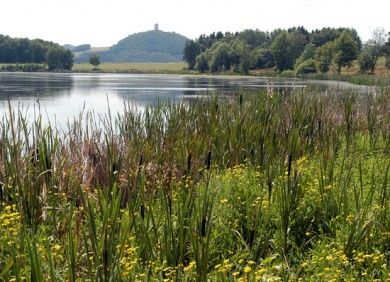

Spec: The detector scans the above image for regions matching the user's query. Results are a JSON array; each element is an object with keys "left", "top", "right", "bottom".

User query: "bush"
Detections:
[
  {"left": 279, "top": 70, "right": 295, "bottom": 77},
  {"left": 4, "top": 64, "right": 16, "bottom": 71},
  {"left": 295, "top": 59, "right": 317, "bottom": 76},
  {"left": 89, "top": 54, "right": 101, "bottom": 68}
]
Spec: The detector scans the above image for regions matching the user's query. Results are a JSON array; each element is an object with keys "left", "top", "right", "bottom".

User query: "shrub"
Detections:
[
  {"left": 279, "top": 70, "right": 295, "bottom": 77},
  {"left": 295, "top": 59, "right": 317, "bottom": 75}
]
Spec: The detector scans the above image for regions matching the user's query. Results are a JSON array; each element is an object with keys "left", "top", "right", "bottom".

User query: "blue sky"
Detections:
[{"left": 1, "top": 0, "right": 389, "bottom": 46}]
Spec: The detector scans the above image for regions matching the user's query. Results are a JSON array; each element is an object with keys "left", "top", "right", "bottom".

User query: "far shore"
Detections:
[{"left": 1, "top": 62, "right": 389, "bottom": 87}]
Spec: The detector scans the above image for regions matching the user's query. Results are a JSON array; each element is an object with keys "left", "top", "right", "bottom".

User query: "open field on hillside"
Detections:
[{"left": 72, "top": 62, "right": 188, "bottom": 74}]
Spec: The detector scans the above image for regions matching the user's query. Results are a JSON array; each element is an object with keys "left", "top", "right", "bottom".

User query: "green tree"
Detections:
[
  {"left": 288, "top": 29, "right": 309, "bottom": 63},
  {"left": 237, "top": 29, "right": 270, "bottom": 49},
  {"left": 333, "top": 31, "right": 359, "bottom": 73},
  {"left": 46, "top": 47, "right": 73, "bottom": 70},
  {"left": 271, "top": 30, "right": 307, "bottom": 71},
  {"left": 358, "top": 46, "right": 376, "bottom": 73},
  {"left": 310, "top": 27, "right": 344, "bottom": 47},
  {"left": 251, "top": 48, "right": 274, "bottom": 69},
  {"left": 89, "top": 53, "right": 101, "bottom": 68},
  {"left": 271, "top": 32, "right": 294, "bottom": 71},
  {"left": 62, "top": 49, "right": 74, "bottom": 70},
  {"left": 295, "top": 43, "right": 316, "bottom": 68},
  {"left": 209, "top": 42, "right": 231, "bottom": 72},
  {"left": 361, "top": 28, "right": 388, "bottom": 73},
  {"left": 315, "top": 42, "right": 334, "bottom": 73},
  {"left": 183, "top": 40, "right": 201, "bottom": 70},
  {"left": 231, "top": 40, "right": 251, "bottom": 74},
  {"left": 195, "top": 53, "right": 209, "bottom": 72}
]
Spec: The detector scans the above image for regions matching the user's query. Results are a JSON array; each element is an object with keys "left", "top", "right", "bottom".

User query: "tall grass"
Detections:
[{"left": 0, "top": 87, "right": 389, "bottom": 281}]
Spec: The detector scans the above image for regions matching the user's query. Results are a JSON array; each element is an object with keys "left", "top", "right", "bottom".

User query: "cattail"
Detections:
[
  {"left": 187, "top": 153, "right": 192, "bottom": 174},
  {"left": 138, "top": 154, "right": 144, "bottom": 173},
  {"left": 201, "top": 217, "right": 207, "bottom": 237},
  {"left": 268, "top": 180, "right": 273, "bottom": 201},
  {"left": 140, "top": 204, "right": 145, "bottom": 219},
  {"left": 112, "top": 162, "right": 118, "bottom": 174},
  {"left": 206, "top": 151, "right": 212, "bottom": 170},
  {"left": 167, "top": 195, "right": 172, "bottom": 216},
  {"left": 287, "top": 154, "right": 292, "bottom": 178}
]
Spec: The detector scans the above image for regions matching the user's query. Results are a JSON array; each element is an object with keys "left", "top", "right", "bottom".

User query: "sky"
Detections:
[{"left": 1, "top": 0, "right": 389, "bottom": 47}]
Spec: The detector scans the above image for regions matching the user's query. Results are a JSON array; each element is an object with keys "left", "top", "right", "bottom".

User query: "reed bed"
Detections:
[{"left": 0, "top": 87, "right": 389, "bottom": 281}]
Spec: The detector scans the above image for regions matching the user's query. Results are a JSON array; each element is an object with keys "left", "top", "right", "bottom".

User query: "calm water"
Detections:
[{"left": 0, "top": 72, "right": 368, "bottom": 127}]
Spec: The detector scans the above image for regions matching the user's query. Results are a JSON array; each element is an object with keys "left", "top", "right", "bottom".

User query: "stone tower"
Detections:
[{"left": 154, "top": 23, "right": 159, "bottom": 31}]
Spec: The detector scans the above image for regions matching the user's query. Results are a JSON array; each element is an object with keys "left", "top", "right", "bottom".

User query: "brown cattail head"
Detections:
[
  {"left": 206, "top": 151, "right": 212, "bottom": 170},
  {"left": 201, "top": 217, "right": 207, "bottom": 237}
]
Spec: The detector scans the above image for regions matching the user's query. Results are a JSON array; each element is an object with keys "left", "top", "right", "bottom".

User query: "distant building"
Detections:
[{"left": 154, "top": 23, "right": 159, "bottom": 31}]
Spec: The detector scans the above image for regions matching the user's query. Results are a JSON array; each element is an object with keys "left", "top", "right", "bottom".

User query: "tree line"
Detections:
[
  {"left": 0, "top": 34, "right": 73, "bottom": 70},
  {"left": 183, "top": 27, "right": 390, "bottom": 75}
]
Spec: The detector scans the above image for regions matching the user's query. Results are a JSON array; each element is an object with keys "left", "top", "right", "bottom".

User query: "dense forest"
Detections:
[
  {"left": 0, "top": 34, "right": 73, "bottom": 70},
  {"left": 183, "top": 27, "right": 390, "bottom": 74}
]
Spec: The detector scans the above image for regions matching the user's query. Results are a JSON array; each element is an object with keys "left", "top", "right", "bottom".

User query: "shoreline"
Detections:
[{"left": 1, "top": 67, "right": 389, "bottom": 87}]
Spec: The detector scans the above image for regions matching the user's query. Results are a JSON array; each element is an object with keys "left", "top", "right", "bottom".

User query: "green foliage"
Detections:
[
  {"left": 0, "top": 88, "right": 389, "bottom": 280},
  {"left": 89, "top": 53, "right": 100, "bottom": 67},
  {"left": 46, "top": 47, "right": 74, "bottom": 70},
  {"left": 279, "top": 69, "right": 295, "bottom": 77},
  {"left": 333, "top": 31, "right": 359, "bottom": 73},
  {"left": 232, "top": 40, "right": 251, "bottom": 74},
  {"left": 310, "top": 27, "right": 345, "bottom": 47},
  {"left": 358, "top": 46, "right": 377, "bottom": 73},
  {"left": 251, "top": 48, "right": 274, "bottom": 69},
  {"left": 295, "top": 59, "right": 317, "bottom": 75},
  {"left": 295, "top": 43, "right": 316, "bottom": 68},
  {"left": 271, "top": 32, "right": 294, "bottom": 71},
  {"left": 271, "top": 30, "right": 307, "bottom": 71},
  {"left": 0, "top": 63, "right": 45, "bottom": 72},
  {"left": 208, "top": 42, "right": 231, "bottom": 72},
  {"left": 359, "top": 28, "right": 390, "bottom": 73},
  {"left": 236, "top": 29, "right": 271, "bottom": 49},
  {"left": 315, "top": 42, "right": 334, "bottom": 73},
  {"left": 288, "top": 28, "right": 309, "bottom": 62},
  {"left": 183, "top": 39, "right": 201, "bottom": 69},
  {"left": 195, "top": 53, "right": 209, "bottom": 72},
  {"left": 0, "top": 34, "right": 71, "bottom": 69},
  {"left": 183, "top": 32, "right": 227, "bottom": 69}
]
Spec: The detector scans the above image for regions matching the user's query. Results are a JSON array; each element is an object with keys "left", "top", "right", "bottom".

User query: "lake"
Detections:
[{"left": 0, "top": 72, "right": 369, "bottom": 127}]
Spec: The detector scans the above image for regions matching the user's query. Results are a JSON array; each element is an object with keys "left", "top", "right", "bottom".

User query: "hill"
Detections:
[{"left": 74, "top": 30, "right": 188, "bottom": 63}]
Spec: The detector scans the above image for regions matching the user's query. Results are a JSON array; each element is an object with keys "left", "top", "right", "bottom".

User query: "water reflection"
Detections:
[{"left": 0, "top": 73, "right": 369, "bottom": 127}]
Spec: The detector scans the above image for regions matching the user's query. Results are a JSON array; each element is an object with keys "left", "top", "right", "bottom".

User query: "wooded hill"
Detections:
[{"left": 74, "top": 30, "right": 188, "bottom": 63}]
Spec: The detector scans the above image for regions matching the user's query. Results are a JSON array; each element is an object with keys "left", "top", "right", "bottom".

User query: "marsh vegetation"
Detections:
[{"left": 0, "top": 87, "right": 389, "bottom": 281}]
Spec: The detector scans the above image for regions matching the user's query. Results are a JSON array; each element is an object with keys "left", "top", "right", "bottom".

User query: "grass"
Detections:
[
  {"left": 72, "top": 62, "right": 189, "bottom": 74},
  {"left": 0, "top": 88, "right": 389, "bottom": 281}
]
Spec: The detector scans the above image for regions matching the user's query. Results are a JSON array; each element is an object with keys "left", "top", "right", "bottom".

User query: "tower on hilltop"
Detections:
[{"left": 154, "top": 23, "right": 159, "bottom": 31}]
